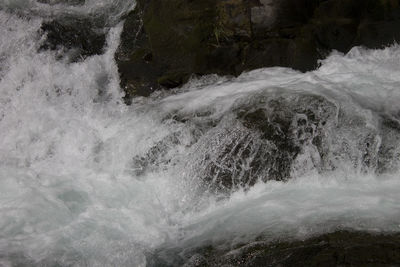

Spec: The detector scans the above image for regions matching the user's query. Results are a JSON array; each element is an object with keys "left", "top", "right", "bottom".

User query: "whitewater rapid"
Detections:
[{"left": 1, "top": 1, "right": 400, "bottom": 266}]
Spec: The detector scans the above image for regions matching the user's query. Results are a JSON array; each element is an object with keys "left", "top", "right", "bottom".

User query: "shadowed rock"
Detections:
[
  {"left": 178, "top": 231, "right": 400, "bottom": 267},
  {"left": 40, "top": 17, "right": 106, "bottom": 61}
]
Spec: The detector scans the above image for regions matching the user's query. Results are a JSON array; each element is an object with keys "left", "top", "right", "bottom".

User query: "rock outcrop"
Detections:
[{"left": 116, "top": 0, "right": 400, "bottom": 102}]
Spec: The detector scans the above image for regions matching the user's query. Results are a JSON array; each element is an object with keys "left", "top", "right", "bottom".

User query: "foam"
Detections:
[{"left": 1, "top": 5, "right": 400, "bottom": 265}]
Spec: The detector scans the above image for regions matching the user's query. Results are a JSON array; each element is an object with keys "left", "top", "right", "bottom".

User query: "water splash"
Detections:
[{"left": 1, "top": 4, "right": 400, "bottom": 265}]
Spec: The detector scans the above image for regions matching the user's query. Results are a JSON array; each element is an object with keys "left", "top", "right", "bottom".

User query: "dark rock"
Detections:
[
  {"left": 37, "top": 0, "right": 85, "bottom": 5},
  {"left": 116, "top": 0, "right": 400, "bottom": 100},
  {"left": 131, "top": 92, "right": 392, "bottom": 194},
  {"left": 376, "top": 112, "right": 400, "bottom": 173},
  {"left": 39, "top": 17, "right": 106, "bottom": 61},
  {"left": 356, "top": 20, "right": 400, "bottom": 49},
  {"left": 150, "top": 231, "right": 400, "bottom": 266},
  {"left": 130, "top": 89, "right": 400, "bottom": 197},
  {"left": 186, "top": 93, "right": 337, "bottom": 194},
  {"left": 127, "top": 93, "right": 335, "bottom": 194},
  {"left": 182, "top": 254, "right": 208, "bottom": 267},
  {"left": 115, "top": 0, "right": 218, "bottom": 101},
  {"left": 115, "top": 5, "right": 163, "bottom": 101},
  {"left": 197, "top": 231, "right": 400, "bottom": 267}
]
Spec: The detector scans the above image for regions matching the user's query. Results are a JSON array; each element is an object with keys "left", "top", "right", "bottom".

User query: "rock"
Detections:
[
  {"left": 37, "top": 0, "right": 85, "bottom": 5},
  {"left": 182, "top": 254, "right": 208, "bottom": 267},
  {"left": 149, "top": 231, "right": 400, "bottom": 266},
  {"left": 131, "top": 92, "right": 392, "bottom": 194},
  {"left": 116, "top": 0, "right": 218, "bottom": 101},
  {"left": 116, "top": 0, "right": 400, "bottom": 100},
  {"left": 127, "top": 93, "right": 337, "bottom": 194},
  {"left": 194, "top": 231, "right": 400, "bottom": 267},
  {"left": 39, "top": 17, "right": 107, "bottom": 61},
  {"left": 184, "top": 93, "right": 337, "bottom": 194}
]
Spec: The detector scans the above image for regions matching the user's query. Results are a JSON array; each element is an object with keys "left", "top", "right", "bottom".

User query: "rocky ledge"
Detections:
[{"left": 115, "top": 0, "right": 400, "bottom": 102}]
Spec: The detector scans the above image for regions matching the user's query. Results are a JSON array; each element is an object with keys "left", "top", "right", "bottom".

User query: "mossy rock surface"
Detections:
[{"left": 115, "top": 0, "right": 400, "bottom": 100}]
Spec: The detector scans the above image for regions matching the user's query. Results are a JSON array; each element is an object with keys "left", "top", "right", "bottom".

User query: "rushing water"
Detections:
[{"left": 1, "top": 1, "right": 400, "bottom": 266}]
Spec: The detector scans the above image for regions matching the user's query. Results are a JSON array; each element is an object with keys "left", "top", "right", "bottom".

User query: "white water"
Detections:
[{"left": 1, "top": 1, "right": 400, "bottom": 266}]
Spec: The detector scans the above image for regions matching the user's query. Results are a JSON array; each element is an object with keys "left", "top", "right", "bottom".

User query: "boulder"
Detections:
[
  {"left": 116, "top": 0, "right": 400, "bottom": 100},
  {"left": 130, "top": 93, "right": 343, "bottom": 194},
  {"left": 129, "top": 91, "right": 399, "bottom": 194},
  {"left": 184, "top": 93, "right": 338, "bottom": 194}
]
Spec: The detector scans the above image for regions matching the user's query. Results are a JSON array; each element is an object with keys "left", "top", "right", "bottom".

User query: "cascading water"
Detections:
[{"left": 1, "top": 1, "right": 400, "bottom": 266}]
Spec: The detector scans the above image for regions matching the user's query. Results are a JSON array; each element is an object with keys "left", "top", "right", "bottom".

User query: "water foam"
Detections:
[{"left": 1, "top": 4, "right": 400, "bottom": 265}]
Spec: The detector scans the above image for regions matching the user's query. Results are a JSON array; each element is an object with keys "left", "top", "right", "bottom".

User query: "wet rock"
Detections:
[
  {"left": 129, "top": 133, "right": 182, "bottom": 176},
  {"left": 187, "top": 231, "right": 400, "bottom": 267},
  {"left": 115, "top": 0, "right": 218, "bottom": 101},
  {"left": 182, "top": 254, "right": 208, "bottom": 267},
  {"left": 116, "top": 0, "right": 400, "bottom": 100},
  {"left": 377, "top": 113, "right": 400, "bottom": 173},
  {"left": 133, "top": 92, "right": 391, "bottom": 194},
  {"left": 37, "top": 0, "right": 85, "bottom": 5},
  {"left": 39, "top": 17, "right": 106, "bottom": 61},
  {"left": 115, "top": 5, "right": 162, "bottom": 101},
  {"left": 181, "top": 93, "right": 338, "bottom": 194}
]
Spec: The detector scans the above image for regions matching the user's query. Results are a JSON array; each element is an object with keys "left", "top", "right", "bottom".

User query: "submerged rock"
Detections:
[
  {"left": 39, "top": 17, "right": 106, "bottom": 61},
  {"left": 116, "top": 0, "right": 400, "bottom": 100},
  {"left": 130, "top": 90, "right": 400, "bottom": 196},
  {"left": 185, "top": 93, "right": 338, "bottom": 194}
]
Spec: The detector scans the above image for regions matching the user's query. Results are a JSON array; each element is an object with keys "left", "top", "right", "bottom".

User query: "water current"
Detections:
[{"left": 1, "top": 1, "right": 400, "bottom": 266}]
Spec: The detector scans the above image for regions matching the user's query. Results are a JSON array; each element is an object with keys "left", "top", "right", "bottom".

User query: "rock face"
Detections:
[{"left": 116, "top": 0, "right": 400, "bottom": 101}]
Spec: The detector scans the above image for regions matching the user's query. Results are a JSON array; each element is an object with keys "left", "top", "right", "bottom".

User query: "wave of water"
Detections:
[{"left": 1, "top": 2, "right": 400, "bottom": 266}]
